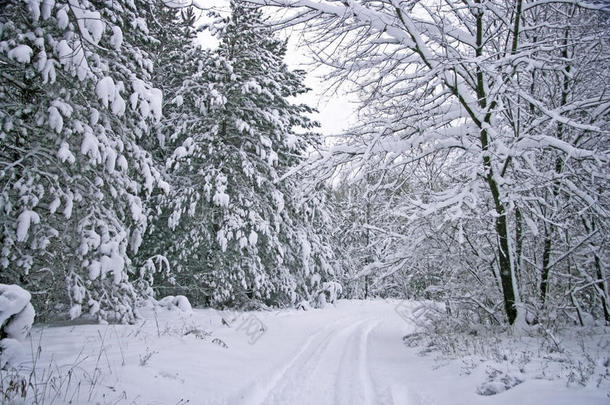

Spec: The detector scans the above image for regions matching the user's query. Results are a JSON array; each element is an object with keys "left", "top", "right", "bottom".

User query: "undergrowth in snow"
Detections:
[
  {"left": 0, "top": 299, "right": 225, "bottom": 405},
  {"left": 401, "top": 303, "right": 610, "bottom": 399}
]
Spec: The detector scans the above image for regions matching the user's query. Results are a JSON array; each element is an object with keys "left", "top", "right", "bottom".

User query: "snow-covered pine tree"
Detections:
[
  {"left": 0, "top": 0, "right": 167, "bottom": 322},
  {"left": 165, "top": 0, "right": 332, "bottom": 308},
  {"left": 289, "top": 184, "right": 338, "bottom": 305},
  {"left": 131, "top": 4, "right": 212, "bottom": 301}
]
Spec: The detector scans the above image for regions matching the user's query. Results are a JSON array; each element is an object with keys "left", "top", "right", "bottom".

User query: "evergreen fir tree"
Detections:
[
  {"left": 165, "top": 0, "right": 332, "bottom": 308},
  {"left": 133, "top": 4, "right": 214, "bottom": 302},
  {"left": 0, "top": 0, "right": 167, "bottom": 322}
]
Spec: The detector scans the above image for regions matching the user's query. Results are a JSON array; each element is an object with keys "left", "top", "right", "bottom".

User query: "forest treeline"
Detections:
[
  {"left": 1, "top": 0, "right": 608, "bottom": 329},
  {"left": 1, "top": 0, "right": 338, "bottom": 322}
]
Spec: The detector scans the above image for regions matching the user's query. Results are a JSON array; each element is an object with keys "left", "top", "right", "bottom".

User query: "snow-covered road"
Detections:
[
  {"left": 235, "top": 317, "right": 381, "bottom": 404},
  {"left": 22, "top": 300, "right": 608, "bottom": 405},
  {"left": 200, "top": 300, "right": 419, "bottom": 405}
]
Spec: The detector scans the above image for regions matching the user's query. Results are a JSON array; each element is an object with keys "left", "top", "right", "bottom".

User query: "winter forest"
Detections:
[{"left": 0, "top": 0, "right": 609, "bottom": 404}]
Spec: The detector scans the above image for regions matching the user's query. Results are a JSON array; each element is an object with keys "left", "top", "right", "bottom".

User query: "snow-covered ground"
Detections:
[{"left": 5, "top": 300, "right": 609, "bottom": 404}]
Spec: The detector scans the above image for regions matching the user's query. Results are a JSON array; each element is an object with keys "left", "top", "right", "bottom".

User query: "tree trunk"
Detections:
[
  {"left": 490, "top": 185, "right": 518, "bottom": 324},
  {"left": 541, "top": 25, "right": 571, "bottom": 308},
  {"left": 594, "top": 255, "right": 610, "bottom": 324},
  {"left": 515, "top": 207, "right": 523, "bottom": 290},
  {"left": 540, "top": 230, "right": 552, "bottom": 305},
  {"left": 475, "top": 3, "right": 518, "bottom": 324}
]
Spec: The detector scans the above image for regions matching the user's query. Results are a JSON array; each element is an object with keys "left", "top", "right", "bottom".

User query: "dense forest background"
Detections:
[{"left": 1, "top": 0, "right": 608, "bottom": 331}]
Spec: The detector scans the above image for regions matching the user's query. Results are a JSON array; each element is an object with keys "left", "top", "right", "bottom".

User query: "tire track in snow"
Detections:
[
  {"left": 335, "top": 319, "right": 382, "bottom": 405},
  {"left": 234, "top": 316, "right": 367, "bottom": 405},
  {"left": 263, "top": 319, "right": 369, "bottom": 404},
  {"left": 359, "top": 320, "right": 382, "bottom": 405}
]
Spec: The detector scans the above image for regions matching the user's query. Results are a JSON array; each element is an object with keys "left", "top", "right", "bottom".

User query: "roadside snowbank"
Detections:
[{"left": 0, "top": 284, "right": 35, "bottom": 369}]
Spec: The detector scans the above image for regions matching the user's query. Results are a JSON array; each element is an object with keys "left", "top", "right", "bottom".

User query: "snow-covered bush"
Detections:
[
  {"left": 476, "top": 369, "right": 523, "bottom": 396},
  {"left": 296, "top": 300, "right": 312, "bottom": 311},
  {"left": 0, "top": 284, "right": 35, "bottom": 369},
  {"left": 313, "top": 281, "right": 343, "bottom": 308},
  {"left": 322, "top": 282, "right": 342, "bottom": 304},
  {"left": 157, "top": 295, "right": 193, "bottom": 313}
]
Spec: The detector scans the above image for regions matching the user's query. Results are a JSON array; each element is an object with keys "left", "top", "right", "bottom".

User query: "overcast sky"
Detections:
[{"left": 284, "top": 35, "right": 358, "bottom": 137}]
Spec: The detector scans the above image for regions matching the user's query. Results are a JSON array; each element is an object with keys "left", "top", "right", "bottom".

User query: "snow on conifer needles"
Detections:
[{"left": 0, "top": 0, "right": 334, "bottom": 322}]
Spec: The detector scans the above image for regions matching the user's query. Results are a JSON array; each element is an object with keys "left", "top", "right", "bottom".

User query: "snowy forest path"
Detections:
[
  {"left": 230, "top": 301, "right": 419, "bottom": 405},
  {"left": 26, "top": 299, "right": 425, "bottom": 405}
]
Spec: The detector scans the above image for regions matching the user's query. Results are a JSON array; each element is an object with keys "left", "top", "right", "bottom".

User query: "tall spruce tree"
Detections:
[
  {"left": 132, "top": 4, "right": 211, "bottom": 300},
  {"left": 0, "top": 0, "right": 167, "bottom": 322},
  {"left": 164, "top": 0, "right": 332, "bottom": 308}
]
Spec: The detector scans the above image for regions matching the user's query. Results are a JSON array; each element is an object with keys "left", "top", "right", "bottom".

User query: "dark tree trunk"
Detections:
[
  {"left": 541, "top": 26, "right": 571, "bottom": 308},
  {"left": 475, "top": 2, "right": 518, "bottom": 324},
  {"left": 540, "top": 231, "right": 552, "bottom": 305},
  {"left": 594, "top": 256, "right": 610, "bottom": 324}
]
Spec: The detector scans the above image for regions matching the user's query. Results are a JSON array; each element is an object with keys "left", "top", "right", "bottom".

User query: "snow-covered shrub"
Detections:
[
  {"left": 313, "top": 281, "right": 343, "bottom": 308},
  {"left": 296, "top": 300, "right": 312, "bottom": 311},
  {"left": 312, "top": 281, "right": 343, "bottom": 308},
  {"left": 476, "top": 368, "right": 523, "bottom": 396},
  {"left": 313, "top": 292, "right": 327, "bottom": 309},
  {"left": 322, "top": 281, "right": 342, "bottom": 303},
  {"left": 135, "top": 255, "right": 172, "bottom": 300},
  {"left": 401, "top": 302, "right": 610, "bottom": 394},
  {"left": 0, "top": 284, "right": 35, "bottom": 369},
  {"left": 157, "top": 295, "right": 192, "bottom": 313}
]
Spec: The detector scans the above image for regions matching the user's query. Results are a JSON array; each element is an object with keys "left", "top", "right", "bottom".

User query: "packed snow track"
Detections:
[{"left": 234, "top": 318, "right": 381, "bottom": 405}]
